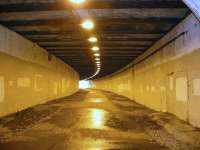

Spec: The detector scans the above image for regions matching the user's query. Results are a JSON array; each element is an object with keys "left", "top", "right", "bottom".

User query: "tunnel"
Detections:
[{"left": 0, "top": 0, "right": 200, "bottom": 149}]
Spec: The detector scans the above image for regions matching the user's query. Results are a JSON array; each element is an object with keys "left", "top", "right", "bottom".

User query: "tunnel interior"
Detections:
[{"left": 0, "top": 0, "right": 200, "bottom": 150}]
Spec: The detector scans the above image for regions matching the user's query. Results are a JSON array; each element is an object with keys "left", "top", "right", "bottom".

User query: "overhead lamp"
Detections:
[
  {"left": 94, "top": 53, "right": 100, "bottom": 57},
  {"left": 88, "top": 37, "right": 98, "bottom": 43},
  {"left": 95, "top": 58, "right": 100, "bottom": 61},
  {"left": 69, "top": 0, "right": 86, "bottom": 4},
  {"left": 81, "top": 19, "right": 94, "bottom": 30},
  {"left": 91, "top": 46, "right": 100, "bottom": 52},
  {"left": 96, "top": 61, "right": 100, "bottom": 64}
]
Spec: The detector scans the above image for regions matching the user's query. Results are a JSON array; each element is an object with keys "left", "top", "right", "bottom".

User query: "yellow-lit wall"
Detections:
[
  {"left": 0, "top": 25, "right": 79, "bottom": 117},
  {"left": 93, "top": 14, "right": 200, "bottom": 127}
]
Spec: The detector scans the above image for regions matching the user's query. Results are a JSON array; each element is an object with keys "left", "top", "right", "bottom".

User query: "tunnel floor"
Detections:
[{"left": 0, "top": 90, "right": 200, "bottom": 150}]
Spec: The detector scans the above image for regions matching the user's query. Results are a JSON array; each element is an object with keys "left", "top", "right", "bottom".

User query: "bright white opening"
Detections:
[{"left": 79, "top": 80, "right": 91, "bottom": 89}]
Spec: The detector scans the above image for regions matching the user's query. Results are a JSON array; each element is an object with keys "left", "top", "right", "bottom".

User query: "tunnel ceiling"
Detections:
[{"left": 0, "top": 0, "right": 189, "bottom": 79}]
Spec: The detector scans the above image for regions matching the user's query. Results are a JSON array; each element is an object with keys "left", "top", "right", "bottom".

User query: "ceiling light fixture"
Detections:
[
  {"left": 69, "top": 0, "right": 86, "bottom": 4},
  {"left": 95, "top": 58, "right": 100, "bottom": 61},
  {"left": 81, "top": 19, "right": 94, "bottom": 30},
  {"left": 94, "top": 53, "right": 100, "bottom": 57},
  {"left": 91, "top": 46, "right": 100, "bottom": 52},
  {"left": 88, "top": 37, "right": 98, "bottom": 43}
]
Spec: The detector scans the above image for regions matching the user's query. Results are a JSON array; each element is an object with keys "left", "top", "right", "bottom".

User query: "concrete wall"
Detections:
[
  {"left": 0, "top": 25, "right": 79, "bottom": 117},
  {"left": 93, "top": 14, "right": 200, "bottom": 128}
]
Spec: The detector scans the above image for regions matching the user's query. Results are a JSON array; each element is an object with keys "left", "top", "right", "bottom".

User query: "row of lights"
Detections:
[{"left": 69, "top": 0, "right": 101, "bottom": 80}]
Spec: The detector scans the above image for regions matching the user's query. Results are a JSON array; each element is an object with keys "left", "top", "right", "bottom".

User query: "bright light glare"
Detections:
[
  {"left": 95, "top": 58, "right": 100, "bottom": 61},
  {"left": 88, "top": 37, "right": 98, "bottom": 43},
  {"left": 79, "top": 80, "right": 91, "bottom": 89},
  {"left": 81, "top": 20, "right": 94, "bottom": 30},
  {"left": 91, "top": 46, "right": 100, "bottom": 52},
  {"left": 94, "top": 53, "right": 100, "bottom": 57},
  {"left": 69, "top": 0, "right": 85, "bottom": 4},
  {"left": 89, "top": 98, "right": 103, "bottom": 103},
  {"left": 91, "top": 109, "right": 106, "bottom": 129}
]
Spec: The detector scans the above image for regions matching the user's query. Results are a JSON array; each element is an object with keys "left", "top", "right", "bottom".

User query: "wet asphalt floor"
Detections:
[{"left": 0, "top": 89, "right": 200, "bottom": 150}]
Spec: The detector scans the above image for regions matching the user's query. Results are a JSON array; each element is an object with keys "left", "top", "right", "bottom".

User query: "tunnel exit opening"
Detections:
[{"left": 79, "top": 80, "right": 92, "bottom": 89}]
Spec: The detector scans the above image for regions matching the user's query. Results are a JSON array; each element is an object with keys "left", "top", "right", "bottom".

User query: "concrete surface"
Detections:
[
  {"left": 0, "top": 89, "right": 200, "bottom": 150},
  {"left": 0, "top": 25, "right": 79, "bottom": 117},
  {"left": 93, "top": 14, "right": 200, "bottom": 128}
]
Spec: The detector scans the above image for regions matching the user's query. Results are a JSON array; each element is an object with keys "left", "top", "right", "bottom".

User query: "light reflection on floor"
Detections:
[
  {"left": 91, "top": 109, "right": 106, "bottom": 129},
  {"left": 87, "top": 98, "right": 104, "bottom": 103},
  {"left": 87, "top": 147, "right": 103, "bottom": 150},
  {"left": 80, "top": 108, "right": 108, "bottom": 130}
]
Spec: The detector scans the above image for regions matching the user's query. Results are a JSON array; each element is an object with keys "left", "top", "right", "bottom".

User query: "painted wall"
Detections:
[
  {"left": 93, "top": 14, "right": 200, "bottom": 128},
  {"left": 0, "top": 25, "right": 79, "bottom": 117}
]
